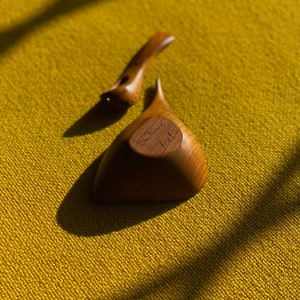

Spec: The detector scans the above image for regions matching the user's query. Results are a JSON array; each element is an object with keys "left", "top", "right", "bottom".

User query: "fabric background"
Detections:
[{"left": 1, "top": 0, "right": 299, "bottom": 299}]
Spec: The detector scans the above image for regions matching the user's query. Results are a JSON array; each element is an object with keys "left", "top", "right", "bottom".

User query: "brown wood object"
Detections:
[
  {"left": 93, "top": 79, "right": 208, "bottom": 203},
  {"left": 100, "top": 32, "right": 175, "bottom": 109}
]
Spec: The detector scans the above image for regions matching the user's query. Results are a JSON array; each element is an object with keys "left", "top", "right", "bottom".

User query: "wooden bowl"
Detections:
[{"left": 93, "top": 79, "right": 208, "bottom": 203}]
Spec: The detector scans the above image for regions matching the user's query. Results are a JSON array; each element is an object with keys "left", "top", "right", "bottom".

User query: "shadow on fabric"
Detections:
[
  {"left": 64, "top": 85, "right": 159, "bottom": 137},
  {"left": 115, "top": 140, "right": 300, "bottom": 300},
  {"left": 56, "top": 153, "right": 182, "bottom": 236},
  {"left": 64, "top": 101, "right": 127, "bottom": 137},
  {"left": 0, "top": 0, "right": 108, "bottom": 58}
]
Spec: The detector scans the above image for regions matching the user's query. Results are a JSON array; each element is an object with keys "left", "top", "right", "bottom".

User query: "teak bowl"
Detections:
[{"left": 93, "top": 79, "right": 208, "bottom": 203}]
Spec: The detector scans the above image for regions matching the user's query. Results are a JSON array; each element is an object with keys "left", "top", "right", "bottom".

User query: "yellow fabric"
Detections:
[{"left": 1, "top": 0, "right": 299, "bottom": 299}]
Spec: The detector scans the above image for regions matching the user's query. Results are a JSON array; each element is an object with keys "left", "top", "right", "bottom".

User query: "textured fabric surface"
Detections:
[{"left": 1, "top": 0, "right": 300, "bottom": 299}]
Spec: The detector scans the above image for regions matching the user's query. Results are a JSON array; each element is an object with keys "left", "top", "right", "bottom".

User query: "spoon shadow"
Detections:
[
  {"left": 63, "top": 101, "right": 127, "bottom": 137},
  {"left": 63, "top": 85, "right": 159, "bottom": 138},
  {"left": 56, "top": 153, "right": 181, "bottom": 236}
]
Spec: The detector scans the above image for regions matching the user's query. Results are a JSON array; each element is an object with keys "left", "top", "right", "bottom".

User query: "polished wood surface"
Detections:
[
  {"left": 93, "top": 79, "right": 208, "bottom": 203},
  {"left": 100, "top": 32, "right": 174, "bottom": 109}
]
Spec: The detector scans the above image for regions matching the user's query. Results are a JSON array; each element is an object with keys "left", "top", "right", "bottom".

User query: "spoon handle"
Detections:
[
  {"left": 127, "top": 31, "right": 175, "bottom": 68},
  {"left": 100, "top": 32, "right": 175, "bottom": 109}
]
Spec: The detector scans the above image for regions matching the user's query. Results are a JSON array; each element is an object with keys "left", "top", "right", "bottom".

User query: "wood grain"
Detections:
[
  {"left": 100, "top": 32, "right": 175, "bottom": 109},
  {"left": 93, "top": 79, "right": 208, "bottom": 203}
]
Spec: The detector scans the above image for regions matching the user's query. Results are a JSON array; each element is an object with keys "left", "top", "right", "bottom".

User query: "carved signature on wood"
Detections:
[{"left": 130, "top": 116, "right": 182, "bottom": 156}]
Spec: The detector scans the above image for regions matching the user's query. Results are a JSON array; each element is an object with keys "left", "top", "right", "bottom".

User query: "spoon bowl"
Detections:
[{"left": 93, "top": 79, "right": 208, "bottom": 203}]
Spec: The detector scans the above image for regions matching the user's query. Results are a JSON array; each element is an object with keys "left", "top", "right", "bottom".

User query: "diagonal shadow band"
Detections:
[
  {"left": 56, "top": 152, "right": 182, "bottom": 236},
  {"left": 0, "top": 0, "right": 107, "bottom": 58},
  {"left": 117, "top": 140, "right": 300, "bottom": 300}
]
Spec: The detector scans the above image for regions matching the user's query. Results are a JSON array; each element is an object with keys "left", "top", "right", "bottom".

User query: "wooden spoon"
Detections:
[
  {"left": 93, "top": 79, "right": 208, "bottom": 203},
  {"left": 100, "top": 32, "right": 175, "bottom": 109}
]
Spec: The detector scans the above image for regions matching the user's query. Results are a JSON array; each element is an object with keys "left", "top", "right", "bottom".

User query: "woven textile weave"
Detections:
[{"left": 1, "top": 0, "right": 299, "bottom": 299}]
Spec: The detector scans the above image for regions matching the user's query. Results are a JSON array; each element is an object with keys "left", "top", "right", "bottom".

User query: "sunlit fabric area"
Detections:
[{"left": 1, "top": 0, "right": 299, "bottom": 299}]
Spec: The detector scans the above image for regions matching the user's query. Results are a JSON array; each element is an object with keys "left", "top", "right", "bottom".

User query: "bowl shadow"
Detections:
[{"left": 56, "top": 153, "right": 181, "bottom": 236}]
